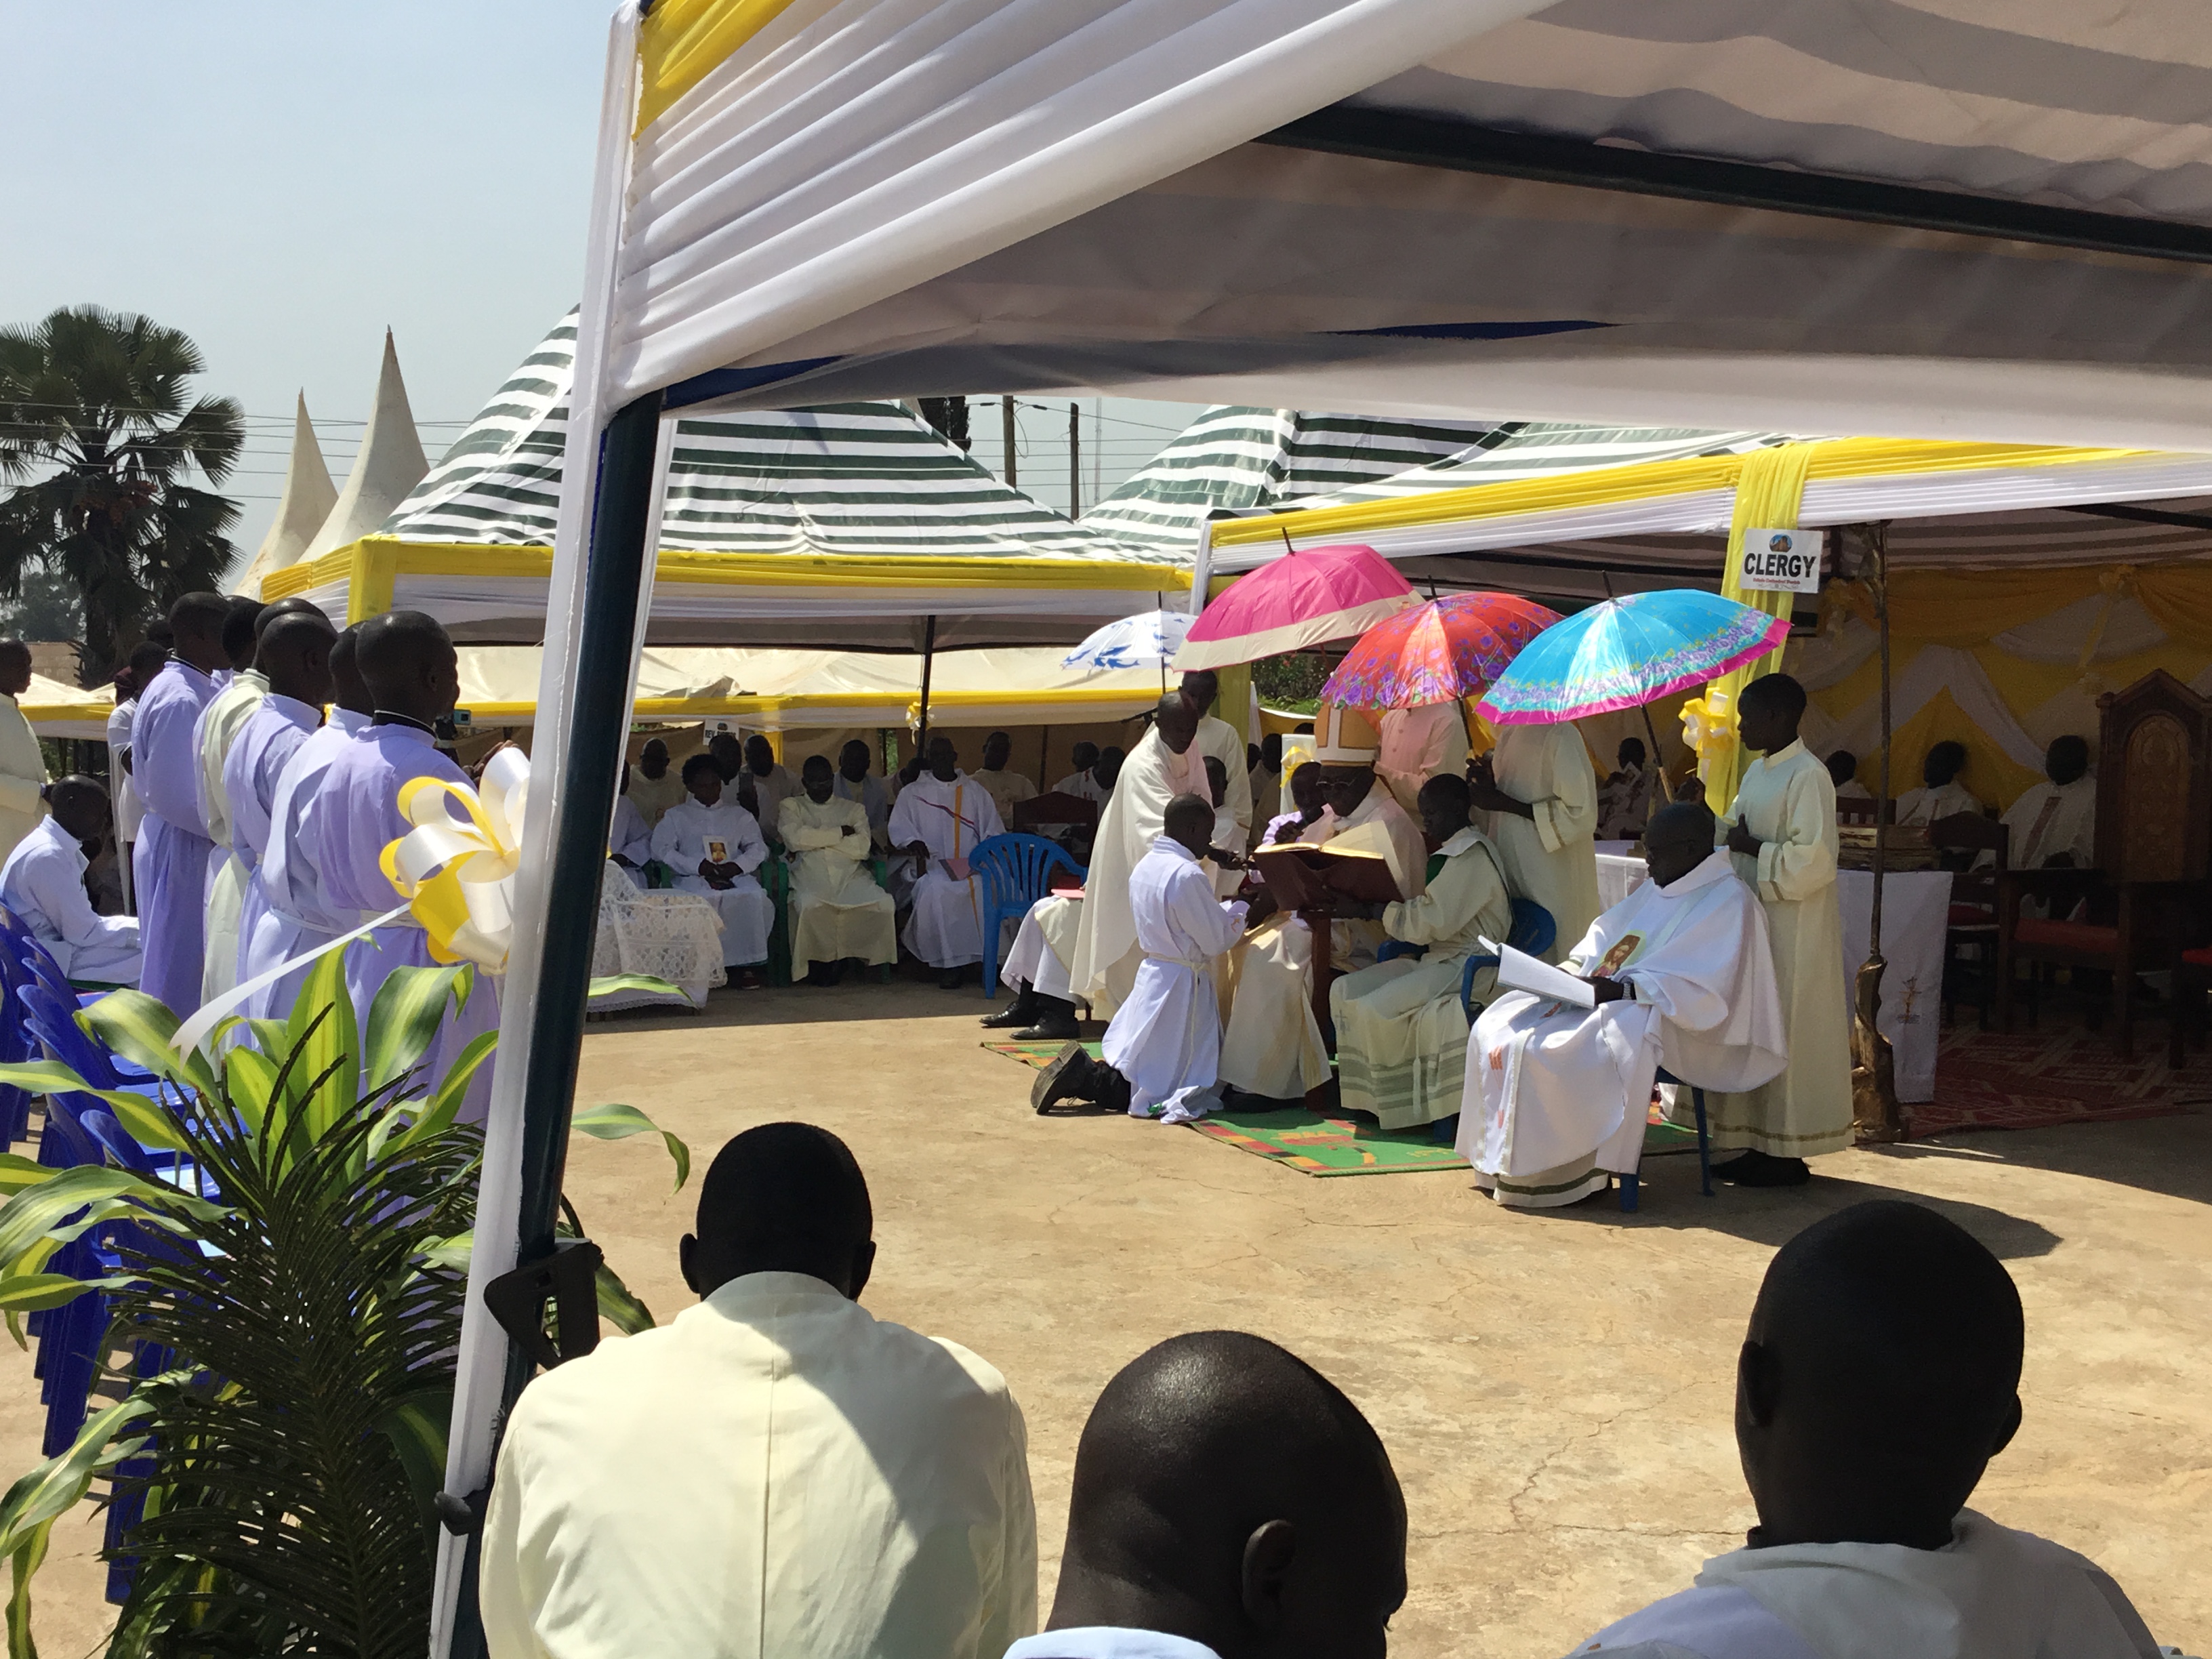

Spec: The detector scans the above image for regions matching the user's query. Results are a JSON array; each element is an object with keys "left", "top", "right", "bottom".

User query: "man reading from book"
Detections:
[{"left": 1456, "top": 802, "right": 1788, "bottom": 1208}]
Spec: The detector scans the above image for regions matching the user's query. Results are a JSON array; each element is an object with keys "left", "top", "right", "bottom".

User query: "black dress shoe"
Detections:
[
  {"left": 939, "top": 966, "right": 968, "bottom": 990},
  {"left": 1031, "top": 1044, "right": 1092, "bottom": 1113},
  {"left": 1015, "top": 1008, "right": 1083, "bottom": 1043},
  {"left": 981, "top": 987, "right": 1039, "bottom": 1029},
  {"left": 1717, "top": 1149, "right": 1811, "bottom": 1187}
]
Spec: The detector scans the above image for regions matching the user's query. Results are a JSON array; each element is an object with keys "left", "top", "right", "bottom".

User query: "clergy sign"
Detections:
[{"left": 1738, "top": 528, "right": 1822, "bottom": 594}]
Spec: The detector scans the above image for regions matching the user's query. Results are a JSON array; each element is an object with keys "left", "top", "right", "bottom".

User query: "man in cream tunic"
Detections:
[
  {"left": 0, "top": 640, "right": 47, "bottom": 864},
  {"left": 1460, "top": 802, "right": 1786, "bottom": 1208},
  {"left": 1469, "top": 719, "right": 1602, "bottom": 964},
  {"left": 1709, "top": 672, "right": 1853, "bottom": 1184},
  {"left": 1332, "top": 774, "right": 1511, "bottom": 1130},
  {"left": 1178, "top": 670, "right": 1254, "bottom": 846},
  {"left": 1218, "top": 705, "right": 1426, "bottom": 1102},
  {"left": 779, "top": 756, "right": 895, "bottom": 981}
]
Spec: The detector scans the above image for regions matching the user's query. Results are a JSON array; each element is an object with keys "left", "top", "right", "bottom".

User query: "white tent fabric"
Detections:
[
  {"left": 299, "top": 331, "right": 428, "bottom": 562},
  {"left": 232, "top": 394, "right": 336, "bottom": 596}
]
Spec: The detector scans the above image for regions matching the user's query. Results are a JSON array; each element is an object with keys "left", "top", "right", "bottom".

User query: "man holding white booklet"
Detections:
[{"left": 1456, "top": 802, "right": 1788, "bottom": 1208}]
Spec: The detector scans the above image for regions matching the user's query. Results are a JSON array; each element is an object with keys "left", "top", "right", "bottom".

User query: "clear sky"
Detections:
[{"left": 1, "top": 1, "right": 1202, "bottom": 568}]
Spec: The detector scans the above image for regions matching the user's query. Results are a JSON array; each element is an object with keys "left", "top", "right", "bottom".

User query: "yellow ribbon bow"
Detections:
[
  {"left": 1679, "top": 688, "right": 1738, "bottom": 794},
  {"left": 378, "top": 746, "right": 530, "bottom": 972}
]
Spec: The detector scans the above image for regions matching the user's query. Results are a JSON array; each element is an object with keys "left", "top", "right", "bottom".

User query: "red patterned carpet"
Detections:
[{"left": 1910, "top": 1026, "right": 2212, "bottom": 1139}]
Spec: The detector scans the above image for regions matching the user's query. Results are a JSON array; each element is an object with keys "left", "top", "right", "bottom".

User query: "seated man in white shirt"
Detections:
[
  {"left": 609, "top": 762, "right": 651, "bottom": 889},
  {"left": 1826, "top": 748, "right": 1872, "bottom": 802},
  {"left": 1572, "top": 1200, "right": 2168, "bottom": 1659},
  {"left": 1892, "top": 739, "right": 1981, "bottom": 826},
  {"left": 1007, "top": 1330, "right": 1404, "bottom": 1659},
  {"left": 649, "top": 754, "right": 775, "bottom": 986},
  {"left": 0, "top": 775, "right": 142, "bottom": 985},
  {"left": 2000, "top": 734, "right": 2097, "bottom": 869},
  {"left": 480, "top": 1122, "right": 1037, "bottom": 1659},
  {"left": 1458, "top": 802, "right": 1787, "bottom": 1208}
]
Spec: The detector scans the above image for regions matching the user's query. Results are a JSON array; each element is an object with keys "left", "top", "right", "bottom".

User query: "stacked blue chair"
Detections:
[{"left": 969, "top": 833, "right": 1086, "bottom": 997}]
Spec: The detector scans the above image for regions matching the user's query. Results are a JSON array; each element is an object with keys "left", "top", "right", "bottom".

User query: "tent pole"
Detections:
[
  {"left": 1069, "top": 401, "right": 1082, "bottom": 518},
  {"left": 1003, "top": 396, "right": 1017, "bottom": 489},
  {"left": 443, "top": 389, "right": 665, "bottom": 1659},
  {"left": 916, "top": 614, "right": 939, "bottom": 753}
]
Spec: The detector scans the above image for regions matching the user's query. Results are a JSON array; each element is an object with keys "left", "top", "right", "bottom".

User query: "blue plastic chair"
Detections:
[{"left": 969, "top": 833, "right": 1087, "bottom": 997}]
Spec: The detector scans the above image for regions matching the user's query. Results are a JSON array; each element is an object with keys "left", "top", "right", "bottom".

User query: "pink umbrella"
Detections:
[{"left": 1172, "top": 543, "right": 1416, "bottom": 670}]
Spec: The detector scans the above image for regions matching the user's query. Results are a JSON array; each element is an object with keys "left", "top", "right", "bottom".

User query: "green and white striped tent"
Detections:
[{"left": 260, "top": 312, "right": 1181, "bottom": 648}]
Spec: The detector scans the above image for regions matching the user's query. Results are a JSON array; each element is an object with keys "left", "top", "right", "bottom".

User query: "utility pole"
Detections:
[
  {"left": 1069, "top": 401, "right": 1082, "bottom": 519},
  {"left": 1002, "top": 396, "right": 1017, "bottom": 488}
]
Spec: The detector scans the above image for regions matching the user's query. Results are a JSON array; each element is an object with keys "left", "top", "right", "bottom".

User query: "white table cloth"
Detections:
[{"left": 1593, "top": 856, "right": 1951, "bottom": 1103}]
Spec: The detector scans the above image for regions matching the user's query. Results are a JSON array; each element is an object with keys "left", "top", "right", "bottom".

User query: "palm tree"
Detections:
[{"left": 0, "top": 306, "right": 244, "bottom": 683}]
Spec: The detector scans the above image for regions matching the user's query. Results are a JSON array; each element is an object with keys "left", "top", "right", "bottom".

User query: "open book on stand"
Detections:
[{"left": 1250, "top": 820, "right": 1404, "bottom": 909}]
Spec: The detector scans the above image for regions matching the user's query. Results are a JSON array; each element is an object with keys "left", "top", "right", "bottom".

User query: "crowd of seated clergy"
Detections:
[{"left": 476, "top": 1129, "right": 2174, "bottom": 1659}]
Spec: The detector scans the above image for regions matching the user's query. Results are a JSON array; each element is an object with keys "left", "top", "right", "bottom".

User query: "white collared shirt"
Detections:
[{"left": 1004, "top": 1629, "right": 1223, "bottom": 1659}]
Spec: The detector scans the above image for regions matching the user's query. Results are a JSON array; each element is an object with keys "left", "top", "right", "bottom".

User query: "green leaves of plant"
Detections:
[
  {"left": 570, "top": 1101, "right": 691, "bottom": 1193},
  {"left": 363, "top": 965, "right": 476, "bottom": 1095},
  {"left": 0, "top": 1395, "right": 155, "bottom": 1659}
]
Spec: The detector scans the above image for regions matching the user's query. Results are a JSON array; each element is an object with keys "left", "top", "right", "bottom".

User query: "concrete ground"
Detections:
[{"left": 6, "top": 979, "right": 2208, "bottom": 1656}]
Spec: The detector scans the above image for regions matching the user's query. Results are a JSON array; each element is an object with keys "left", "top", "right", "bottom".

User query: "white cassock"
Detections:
[
  {"left": 131, "top": 659, "right": 218, "bottom": 1015},
  {"left": 245, "top": 710, "right": 369, "bottom": 1019},
  {"left": 779, "top": 792, "right": 896, "bottom": 968},
  {"left": 1102, "top": 837, "right": 1248, "bottom": 1122},
  {"left": 478, "top": 1273, "right": 1036, "bottom": 1659},
  {"left": 0, "top": 816, "right": 142, "bottom": 984},
  {"left": 1999, "top": 773, "right": 2097, "bottom": 868},
  {"left": 1572, "top": 1510, "right": 2163, "bottom": 1659},
  {"left": 106, "top": 696, "right": 142, "bottom": 908},
  {"left": 1218, "top": 783, "right": 1427, "bottom": 1101},
  {"left": 1332, "top": 827, "right": 1513, "bottom": 1130},
  {"left": 193, "top": 668, "right": 270, "bottom": 1004},
  {"left": 609, "top": 794, "right": 651, "bottom": 888},
  {"left": 623, "top": 766, "right": 689, "bottom": 830},
  {"left": 651, "top": 797, "right": 774, "bottom": 968},
  {"left": 1194, "top": 713, "right": 1254, "bottom": 844},
  {"left": 1893, "top": 777, "right": 1982, "bottom": 827},
  {"left": 1375, "top": 701, "right": 1470, "bottom": 820},
  {"left": 0, "top": 691, "right": 49, "bottom": 865},
  {"left": 970, "top": 768, "right": 1038, "bottom": 830},
  {"left": 1477, "top": 722, "right": 1602, "bottom": 964},
  {"left": 739, "top": 764, "right": 798, "bottom": 837},
  {"left": 1051, "top": 771, "right": 1107, "bottom": 805},
  {"left": 222, "top": 692, "right": 321, "bottom": 989},
  {"left": 1065, "top": 731, "right": 1207, "bottom": 1013},
  {"left": 1712, "top": 739, "right": 1853, "bottom": 1158},
  {"left": 888, "top": 772, "right": 1003, "bottom": 969},
  {"left": 1458, "top": 849, "right": 1786, "bottom": 1207}
]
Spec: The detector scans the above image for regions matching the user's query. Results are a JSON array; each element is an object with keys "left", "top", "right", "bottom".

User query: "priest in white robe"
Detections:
[
  {"left": 0, "top": 778, "right": 141, "bottom": 985},
  {"left": 652, "top": 755, "right": 774, "bottom": 980},
  {"left": 1892, "top": 739, "right": 1982, "bottom": 827},
  {"left": 220, "top": 611, "right": 334, "bottom": 990},
  {"left": 738, "top": 735, "right": 798, "bottom": 841},
  {"left": 969, "top": 730, "right": 1039, "bottom": 828},
  {"left": 623, "top": 737, "right": 689, "bottom": 829},
  {"left": 1030, "top": 794, "right": 1261, "bottom": 1122},
  {"left": 1470, "top": 719, "right": 1602, "bottom": 963},
  {"left": 1459, "top": 802, "right": 1787, "bottom": 1208},
  {"left": 1179, "top": 670, "right": 1254, "bottom": 846},
  {"left": 1332, "top": 775, "right": 1513, "bottom": 1131},
  {"left": 609, "top": 772, "right": 652, "bottom": 889},
  {"left": 1218, "top": 705, "right": 1426, "bottom": 1102},
  {"left": 245, "top": 629, "right": 371, "bottom": 1019},
  {"left": 1375, "top": 699, "right": 1470, "bottom": 820},
  {"left": 1246, "top": 733, "right": 1282, "bottom": 846},
  {"left": 0, "top": 639, "right": 47, "bottom": 865},
  {"left": 131, "top": 594, "right": 230, "bottom": 1015},
  {"left": 1998, "top": 734, "right": 2097, "bottom": 869},
  {"left": 889, "top": 735, "right": 1004, "bottom": 988},
  {"left": 1709, "top": 672, "right": 1854, "bottom": 1184},
  {"left": 781, "top": 756, "right": 896, "bottom": 981}
]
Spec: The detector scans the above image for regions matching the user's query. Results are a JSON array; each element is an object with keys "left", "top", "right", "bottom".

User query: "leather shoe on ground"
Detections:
[{"left": 1031, "top": 1044, "right": 1092, "bottom": 1114}]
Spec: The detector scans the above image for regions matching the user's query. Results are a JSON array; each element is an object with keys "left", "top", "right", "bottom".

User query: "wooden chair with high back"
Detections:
[
  {"left": 1996, "top": 670, "right": 2212, "bottom": 1059},
  {"left": 1926, "top": 811, "right": 2007, "bottom": 1030}
]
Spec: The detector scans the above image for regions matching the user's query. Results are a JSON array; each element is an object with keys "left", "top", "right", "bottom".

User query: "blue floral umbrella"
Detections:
[{"left": 1475, "top": 590, "right": 1791, "bottom": 724}]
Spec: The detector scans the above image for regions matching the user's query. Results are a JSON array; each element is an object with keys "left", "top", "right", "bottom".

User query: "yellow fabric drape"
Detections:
[
  {"left": 1211, "top": 663, "right": 1254, "bottom": 745},
  {"left": 1858, "top": 688, "right": 2045, "bottom": 815},
  {"left": 1822, "top": 562, "right": 2212, "bottom": 652},
  {"left": 1705, "top": 445, "right": 1819, "bottom": 813}
]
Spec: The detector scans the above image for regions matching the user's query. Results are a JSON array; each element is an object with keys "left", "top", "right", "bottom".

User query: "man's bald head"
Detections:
[
  {"left": 1179, "top": 669, "right": 1219, "bottom": 716},
  {"left": 256, "top": 611, "right": 337, "bottom": 706},
  {"left": 680, "top": 1122, "right": 875, "bottom": 1301},
  {"left": 1052, "top": 1332, "right": 1406, "bottom": 1659},
  {"left": 46, "top": 774, "right": 110, "bottom": 841},
  {"left": 1644, "top": 800, "right": 1717, "bottom": 887},
  {"left": 0, "top": 638, "right": 28, "bottom": 697},
  {"left": 167, "top": 592, "right": 229, "bottom": 671},
  {"left": 1155, "top": 694, "right": 1199, "bottom": 754},
  {"left": 355, "top": 610, "right": 459, "bottom": 723},
  {"left": 1738, "top": 1201, "right": 2024, "bottom": 1551},
  {"left": 328, "top": 627, "right": 371, "bottom": 716},
  {"left": 220, "top": 597, "right": 267, "bottom": 670},
  {"left": 1164, "top": 791, "right": 1216, "bottom": 857},
  {"left": 123, "top": 639, "right": 169, "bottom": 695}
]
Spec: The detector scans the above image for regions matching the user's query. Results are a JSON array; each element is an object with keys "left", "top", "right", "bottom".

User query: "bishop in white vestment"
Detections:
[
  {"left": 1460, "top": 806, "right": 1786, "bottom": 1208},
  {"left": 889, "top": 738, "right": 1005, "bottom": 981},
  {"left": 1471, "top": 720, "right": 1602, "bottom": 963},
  {"left": 781, "top": 760, "right": 896, "bottom": 975},
  {"left": 651, "top": 758, "right": 774, "bottom": 972}
]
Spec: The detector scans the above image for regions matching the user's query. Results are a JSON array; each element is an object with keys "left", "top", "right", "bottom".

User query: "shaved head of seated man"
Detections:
[
  {"left": 480, "top": 1122, "right": 1038, "bottom": 1659},
  {"left": 1575, "top": 1201, "right": 2168, "bottom": 1658},
  {"left": 1009, "top": 1330, "right": 1404, "bottom": 1659},
  {"left": 1458, "top": 801, "right": 1788, "bottom": 1208}
]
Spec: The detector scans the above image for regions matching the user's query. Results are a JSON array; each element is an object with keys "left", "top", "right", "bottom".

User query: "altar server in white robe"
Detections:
[
  {"left": 245, "top": 628, "right": 370, "bottom": 1017},
  {"left": 888, "top": 735, "right": 1004, "bottom": 987},
  {"left": 1332, "top": 775, "right": 1512, "bottom": 1131},
  {"left": 1179, "top": 670, "right": 1254, "bottom": 846},
  {"left": 304, "top": 612, "right": 499, "bottom": 1108},
  {"left": 781, "top": 755, "right": 896, "bottom": 981},
  {"left": 192, "top": 598, "right": 273, "bottom": 1003},
  {"left": 1460, "top": 802, "right": 1786, "bottom": 1208},
  {"left": 652, "top": 754, "right": 773, "bottom": 981},
  {"left": 0, "top": 777, "right": 141, "bottom": 985},
  {"left": 1711, "top": 672, "right": 1853, "bottom": 1185},
  {"left": 0, "top": 639, "right": 47, "bottom": 865},
  {"left": 1218, "top": 705, "right": 1426, "bottom": 1102},
  {"left": 1999, "top": 734, "right": 2098, "bottom": 869},
  {"left": 1003, "top": 697, "right": 1207, "bottom": 1036},
  {"left": 1575, "top": 1202, "right": 2167, "bottom": 1659},
  {"left": 1469, "top": 718, "right": 1602, "bottom": 963},
  {"left": 131, "top": 593, "right": 229, "bottom": 1015},
  {"left": 1031, "top": 794, "right": 1263, "bottom": 1122},
  {"left": 220, "top": 611, "right": 334, "bottom": 987}
]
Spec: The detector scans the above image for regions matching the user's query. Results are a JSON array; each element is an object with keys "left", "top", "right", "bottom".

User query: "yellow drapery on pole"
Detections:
[
  {"left": 1210, "top": 663, "right": 1254, "bottom": 745},
  {"left": 1704, "top": 444, "right": 1819, "bottom": 813}
]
